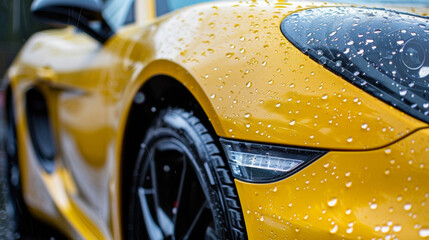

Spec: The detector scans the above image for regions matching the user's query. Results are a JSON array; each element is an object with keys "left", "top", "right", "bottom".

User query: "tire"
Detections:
[{"left": 127, "top": 108, "right": 247, "bottom": 240}]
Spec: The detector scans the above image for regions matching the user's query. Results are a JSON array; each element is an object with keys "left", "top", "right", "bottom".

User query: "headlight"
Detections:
[
  {"left": 281, "top": 7, "right": 429, "bottom": 123},
  {"left": 220, "top": 139, "right": 327, "bottom": 182}
]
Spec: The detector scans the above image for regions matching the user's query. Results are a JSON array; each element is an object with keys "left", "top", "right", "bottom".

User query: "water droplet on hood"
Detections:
[
  {"left": 392, "top": 225, "right": 402, "bottom": 233},
  {"left": 404, "top": 203, "right": 412, "bottom": 211},
  {"left": 330, "top": 224, "right": 338, "bottom": 234},
  {"left": 328, "top": 198, "right": 338, "bottom": 207},
  {"left": 420, "top": 228, "right": 429, "bottom": 238},
  {"left": 226, "top": 52, "right": 234, "bottom": 58}
]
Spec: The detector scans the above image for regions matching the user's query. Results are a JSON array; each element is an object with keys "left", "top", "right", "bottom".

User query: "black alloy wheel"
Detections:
[{"left": 127, "top": 108, "right": 246, "bottom": 240}]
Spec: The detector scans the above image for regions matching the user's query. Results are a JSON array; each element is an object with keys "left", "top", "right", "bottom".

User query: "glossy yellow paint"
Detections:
[
  {"left": 5, "top": 0, "right": 429, "bottom": 239},
  {"left": 236, "top": 128, "right": 429, "bottom": 239}
]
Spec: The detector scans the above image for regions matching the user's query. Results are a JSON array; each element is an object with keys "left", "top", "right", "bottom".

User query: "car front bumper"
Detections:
[{"left": 236, "top": 128, "right": 429, "bottom": 239}]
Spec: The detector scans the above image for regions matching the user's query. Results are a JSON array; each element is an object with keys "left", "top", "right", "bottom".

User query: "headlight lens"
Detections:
[
  {"left": 281, "top": 7, "right": 429, "bottom": 123},
  {"left": 220, "top": 139, "right": 327, "bottom": 182}
]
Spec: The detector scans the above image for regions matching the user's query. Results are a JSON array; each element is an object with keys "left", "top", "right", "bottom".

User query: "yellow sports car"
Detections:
[{"left": 3, "top": 0, "right": 429, "bottom": 239}]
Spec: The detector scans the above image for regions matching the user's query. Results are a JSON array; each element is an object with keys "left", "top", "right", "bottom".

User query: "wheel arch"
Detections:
[{"left": 119, "top": 71, "right": 225, "bottom": 237}]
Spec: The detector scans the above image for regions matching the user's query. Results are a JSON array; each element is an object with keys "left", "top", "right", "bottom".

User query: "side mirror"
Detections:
[{"left": 31, "top": 0, "right": 113, "bottom": 43}]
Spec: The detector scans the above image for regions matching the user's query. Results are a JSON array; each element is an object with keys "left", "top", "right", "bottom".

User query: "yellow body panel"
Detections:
[
  {"left": 236, "top": 128, "right": 429, "bottom": 239},
  {"left": 5, "top": 0, "right": 429, "bottom": 239}
]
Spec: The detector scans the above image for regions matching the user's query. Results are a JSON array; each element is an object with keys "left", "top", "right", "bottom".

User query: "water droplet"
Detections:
[
  {"left": 246, "top": 81, "right": 252, "bottom": 88},
  {"left": 328, "top": 198, "right": 338, "bottom": 207},
  {"left": 420, "top": 228, "right": 429, "bottom": 237},
  {"left": 290, "top": 120, "right": 296, "bottom": 126},
  {"left": 244, "top": 113, "right": 251, "bottom": 118},
  {"left": 210, "top": 94, "right": 216, "bottom": 99},
  {"left": 385, "top": 148, "right": 392, "bottom": 154},
  {"left": 276, "top": 103, "right": 281, "bottom": 108},
  {"left": 404, "top": 203, "right": 412, "bottom": 211},
  {"left": 345, "top": 181, "right": 352, "bottom": 188},
  {"left": 347, "top": 137, "right": 353, "bottom": 143},
  {"left": 392, "top": 225, "right": 402, "bottom": 232},
  {"left": 399, "top": 89, "right": 407, "bottom": 96},
  {"left": 381, "top": 225, "right": 390, "bottom": 233},
  {"left": 397, "top": 40, "right": 405, "bottom": 45},
  {"left": 273, "top": 186, "right": 277, "bottom": 192},
  {"left": 322, "top": 94, "right": 328, "bottom": 100},
  {"left": 134, "top": 92, "right": 145, "bottom": 104},
  {"left": 335, "top": 60, "right": 342, "bottom": 67},
  {"left": 226, "top": 52, "right": 234, "bottom": 58},
  {"left": 361, "top": 123, "right": 368, "bottom": 129},
  {"left": 370, "top": 202, "right": 378, "bottom": 210},
  {"left": 346, "top": 227, "right": 353, "bottom": 234},
  {"left": 260, "top": 215, "right": 264, "bottom": 221},
  {"left": 330, "top": 224, "right": 338, "bottom": 234},
  {"left": 345, "top": 209, "right": 352, "bottom": 215}
]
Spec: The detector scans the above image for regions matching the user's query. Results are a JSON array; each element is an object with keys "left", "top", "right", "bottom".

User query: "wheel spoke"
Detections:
[
  {"left": 135, "top": 138, "right": 217, "bottom": 240},
  {"left": 173, "top": 161, "right": 207, "bottom": 238},
  {"left": 183, "top": 201, "right": 208, "bottom": 239},
  {"left": 173, "top": 159, "right": 187, "bottom": 223},
  {"left": 156, "top": 208, "right": 174, "bottom": 237},
  {"left": 149, "top": 155, "right": 165, "bottom": 233},
  {"left": 138, "top": 187, "right": 163, "bottom": 240}
]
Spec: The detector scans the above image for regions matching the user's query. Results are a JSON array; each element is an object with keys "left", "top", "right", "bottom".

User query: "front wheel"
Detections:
[{"left": 126, "top": 108, "right": 246, "bottom": 239}]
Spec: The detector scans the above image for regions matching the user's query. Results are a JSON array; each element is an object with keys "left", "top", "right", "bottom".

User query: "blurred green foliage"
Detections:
[{"left": 0, "top": 0, "right": 47, "bottom": 76}]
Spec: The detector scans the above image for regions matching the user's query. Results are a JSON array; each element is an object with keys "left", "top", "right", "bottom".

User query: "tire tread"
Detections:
[{"left": 173, "top": 109, "right": 247, "bottom": 240}]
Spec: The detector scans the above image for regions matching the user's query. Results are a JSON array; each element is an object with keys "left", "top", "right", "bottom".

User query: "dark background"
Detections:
[
  {"left": 1, "top": 1, "right": 46, "bottom": 239},
  {"left": 0, "top": 0, "right": 47, "bottom": 77}
]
